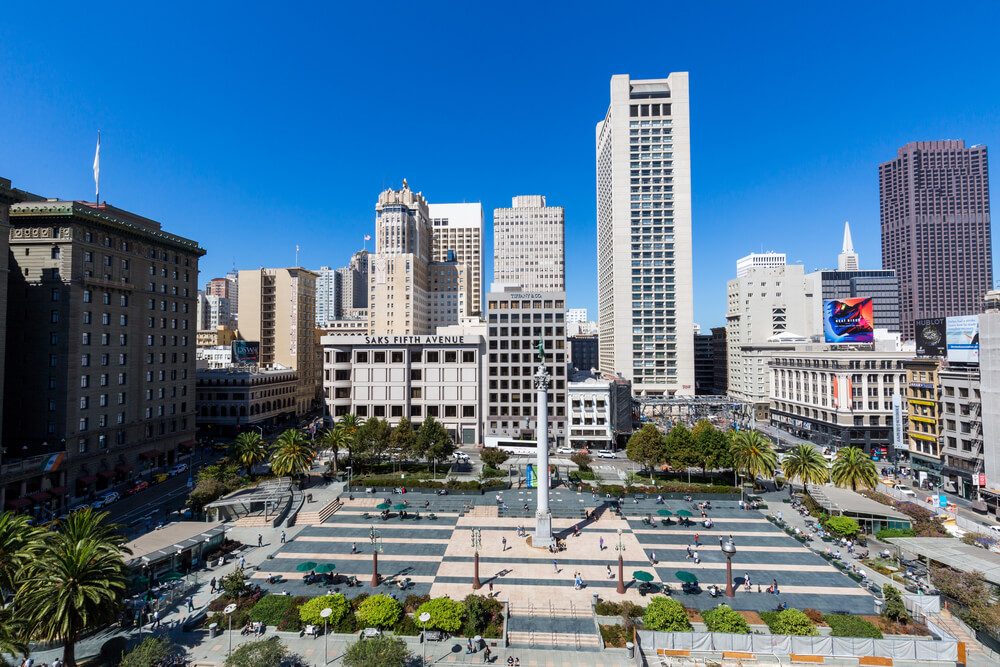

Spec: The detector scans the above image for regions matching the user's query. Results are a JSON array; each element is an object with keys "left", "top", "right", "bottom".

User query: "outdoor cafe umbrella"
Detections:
[
  {"left": 376, "top": 503, "right": 391, "bottom": 510},
  {"left": 676, "top": 509, "right": 693, "bottom": 517},
  {"left": 161, "top": 573, "right": 183, "bottom": 581},
  {"left": 315, "top": 563, "right": 336, "bottom": 574},
  {"left": 656, "top": 509, "right": 672, "bottom": 516},
  {"left": 296, "top": 561, "right": 318, "bottom": 572},
  {"left": 632, "top": 570, "right": 655, "bottom": 583},
  {"left": 675, "top": 571, "right": 698, "bottom": 584}
]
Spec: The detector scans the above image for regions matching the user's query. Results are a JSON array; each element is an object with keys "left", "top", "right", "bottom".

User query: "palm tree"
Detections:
[
  {"left": 318, "top": 427, "right": 347, "bottom": 473},
  {"left": 337, "top": 414, "right": 364, "bottom": 468},
  {"left": 730, "top": 430, "right": 777, "bottom": 488},
  {"left": 269, "top": 429, "right": 317, "bottom": 478},
  {"left": 831, "top": 446, "right": 878, "bottom": 492},
  {"left": 782, "top": 444, "right": 830, "bottom": 492},
  {"left": 0, "top": 606, "right": 27, "bottom": 660},
  {"left": 230, "top": 432, "right": 268, "bottom": 475},
  {"left": 16, "top": 511, "right": 130, "bottom": 667},
  {"left": 0, "top": 512, "right": 44, "bottom": 601}
]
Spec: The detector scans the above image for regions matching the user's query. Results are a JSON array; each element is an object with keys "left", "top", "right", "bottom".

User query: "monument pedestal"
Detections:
[{"left": 533, "top": 511, "right": 554, "bottom": 548}]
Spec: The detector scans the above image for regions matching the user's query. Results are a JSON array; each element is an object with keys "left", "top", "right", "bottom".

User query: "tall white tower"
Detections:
[
  {"left": 838, "top": 221, "right": 860, "bottom": 271},
  {"left": 493, "top": 196, "right": 565, "bottom": 292},
  {"left": 596, "top": 73, "right": 694, "bottom": 397}
]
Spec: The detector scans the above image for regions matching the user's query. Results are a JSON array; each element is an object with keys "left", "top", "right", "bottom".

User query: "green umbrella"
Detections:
[
  {"left": 296, "top": 561, "right": 318, "bottom": 572},
  {"left": 393, "top": 504, "right": 408, "bottom": 511},
  {"left": 161, "top": 573, "right": 183, "bottom": 581},
  {"left": 632, "top": 570, "right": 655, "bottom": 583},
  {"left": 656, "top": 509, "right": 672, "bottom": 516},
  {"left": 676, "top": 510, "right": 693, "bottom": 517},
  {"left": 315, "top": 563, "right": 336, "bottom": 574},
  {"left": 376, "top": 503, "right": 391, "bottom": 510},
  {"left": 675, "top": 571, "right": 698, "bottom": 583}
]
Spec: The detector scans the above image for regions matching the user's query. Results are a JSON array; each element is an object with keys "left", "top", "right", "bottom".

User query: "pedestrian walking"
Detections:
[
  {"left": 650, "top": 551, "right": 657, "bottom": 565},
  {"left": 483, "top": 645, "right": 491, "bottom": 663},
  {"left": 599, "top": 536, "right": 604, "bottom": 551},
  {"left": 694, "top": 533, "right": 700, "bottom": 547},
  {"left": 238, "top": 556, "right": 246, "bottom": 570},
  {"left": 210, "top": 576, "right": 217, "bottom": 594},
  {"left": 693, "top": 550, "right": 700, "bottom": 564},
  {"left": 553, "top": 559, "right": 558, "bottom": 573},
  {"left": 351, "top": 542, "right": 357, "bottom": 554},
  {"left": 773, "top": 578, "right": 778, "bottom": 593},
  {"left": 257, "top": 534, "right": 263, "bottom": 547},
  {"left": 686, "top": 545, "right": 693, "bottom": 558},
  {"left": 467, "top": 638, "right": 474, "bottom": 654},
  {"left": 489, "top": 580, "right": 494, "bottom": 596},
  {"left": 187, "top": 598, "right": 194, "bottom": 613},
  {"left": 607, "top": 564, "right": 613, "bottom": 579},
  {"left": 502, "top": 537, "right": 507, "bottom": 551},
  {"left": 152, "top": 610, "right": 160, "bottom": 629},
  {"left": 281, "top": 530, "right": 286, "bottom": 544}
]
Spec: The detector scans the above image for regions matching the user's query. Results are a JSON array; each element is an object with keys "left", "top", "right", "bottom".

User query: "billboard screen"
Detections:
[
  {"left": 915, "top": 318, "right": 946, "bottom": 357},
  {"left": 823, "top": 297, "right": 874, "bottom": 343},
  {"left": 232, "top": 340, "right": 260, "bottom": 363},
  {"left": 946, "top": 315, "right": 979, "bottom": 364}
]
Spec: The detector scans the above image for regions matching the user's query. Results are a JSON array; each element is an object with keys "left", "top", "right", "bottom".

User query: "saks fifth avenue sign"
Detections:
[{"left": 322, "top": 335, "right": 481, "bottom": 346}]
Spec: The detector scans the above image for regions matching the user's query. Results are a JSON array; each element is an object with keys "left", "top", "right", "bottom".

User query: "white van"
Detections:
[{"left": 899, "top": 488, "right": 917, "bottom": 499}]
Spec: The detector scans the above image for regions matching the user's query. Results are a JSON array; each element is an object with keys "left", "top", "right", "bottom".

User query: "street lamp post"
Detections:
[
  {"left": 720, "top": 537, "right": 737, "bottom": 598},
  {"left": 320, "top": 607, "right": 332, "bottom": 664},
  {"left": 419, "top": 612, "right": 431, "bottom": 667},
  {"left": 369, "top": 525, "right": 382, "bottom": 587},
  {"left": 471, "top": 527, "right": 482, "bottom": 590},
  {"left": 346, "top": 466, "right": 352, "bottom": 487},
  {"left": 615, "top": 528, "right": 626, "bottom": 594},
  {"left": 224, "top": 603, "right": 237, "bottom": 657}
]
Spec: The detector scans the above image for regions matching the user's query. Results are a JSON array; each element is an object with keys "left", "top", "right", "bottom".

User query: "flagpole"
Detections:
[{"left": 94, "top": 130, "right": 101, "bottom": 205}]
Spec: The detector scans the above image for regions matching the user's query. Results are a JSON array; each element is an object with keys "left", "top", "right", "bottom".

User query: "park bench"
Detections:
[{"left": 423, "top": 630, "right": 443, "bottom": 642}]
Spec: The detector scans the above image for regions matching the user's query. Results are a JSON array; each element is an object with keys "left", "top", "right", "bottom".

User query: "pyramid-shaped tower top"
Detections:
[{"left": 838, "top": 221, "right": 859, "bottom": 271}]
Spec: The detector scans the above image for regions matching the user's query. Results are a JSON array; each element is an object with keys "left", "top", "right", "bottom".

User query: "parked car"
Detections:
[
  {"left": 127, "top": 480, "right": 150, "bottom": 495},
  {"left": 91, "top": 497, "right": 107, "bottom": 509},
  {"left": 556, "top": 447, "right": 574, "bottom": 454},
  {"left": 597, "top": 449, "right": 618, "bottom": 459},
  {"left": 152, "top": 473, "right": 169, "bottom": 484},
  {"left": 101, "top": 491, "right": 121, "bottom": 505},
  {"left": 168, "top": 463, "right": 189, "bottom": 477}
]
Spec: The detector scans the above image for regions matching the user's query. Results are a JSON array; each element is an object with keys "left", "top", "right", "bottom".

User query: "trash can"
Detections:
[
  {"left": 208, "top": 622, "right": 219, "bottom": 638},
  {"left": 593, "top": 593, "right": 600, "bottom": 606},
  {"left": 626, "top": 641, "right": 634, "bottom": 658},
  {"left": 474, "top": 635, "right": 484, "bottom": 651}
]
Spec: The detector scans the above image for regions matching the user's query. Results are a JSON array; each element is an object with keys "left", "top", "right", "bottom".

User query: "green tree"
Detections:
[
  {"left": 337, "top": 414, "right": 365, "bottom": 468},
  {"left": 416, "top": 597, "right": 465, "bottom": 633},
  {"left": 389, "top": 417, "right": 416, "bottom": 468},
  {"left": 299, "top": 594, "right": 350, "bottom": 626},
  {"left": 120, "top": 636, "right": 173, "bottom": 667},
  {"left": 224, "top": 637, "right": 288, "bottom": 667},
  {"left": 824, "top": 515, "right": 860, "bottom": 538},
  {"left": 642, "top": 597, "right": 692, "bottom": 632},
  {"left": 16, "top": 510, "right": 130, "bottom": 667},
  {"left": 318, "top": 427, "right": 347, "bottom": 474},
  {"left": 355, "top": 594, "right": 402, "bottom": 628},
  {"left": 700, "top": 427, "right": 733, "bottom": 472},
  {"left": 666, "top": 423, "right": 704, "bottom": 472},
  {"left": 196, "top": 458, "right": 243, "bottom": 486},
  {"left": 831, "top": 446, "right": 878, "bottom": 492},
  {"left": 343, "top": 634, "right": 411, "bottom": 667},
  {"left": 415, "top": 416, "right": 455, "bottom": 477},
  {"left": 0, "top": 606, "right": 27, "bottom": 658},
  {"left": 782, "top": 444, "right": 829, "bottom": 490},
  {"left": 691, "top": 419, "right": 714, "bottom": 442},
  {"left": 626, "top": 424, "right": 667, "bottom": 482},
  {"left": 702, "top": 604, "right": 750, "bottom": 633},
  {"left": 881, "top": 585, "right": 910, "bottom": 624},
  {"left": 231, "top": 432, "right": 268, "bottom": 475},
  {"left": 480, "top": 447, "right": 509, "bottom": 469},
  {"left": 0, "top": 512, "right": 46, "bottom": 601},
  {"left": 730, "top": 430, "right": 777, "bottom": 487},
  {"left": 769, "top": 608, "right": 818, "bottom": 636},
  {"left": 355, "top": 418, "right": 392, "bottom": 464},
  {"left": 220, "top": 568, "right": 248, "bottom": 599},
  {"left": 269, "top": 429, "right": 316, "bottom": 478},
  {"left": 570, "top": 451, "right": 593, "bottom": 471}
]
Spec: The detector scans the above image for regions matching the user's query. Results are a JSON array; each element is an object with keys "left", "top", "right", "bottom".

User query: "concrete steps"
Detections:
[
  {"left": 293, "top": 499, "right": 342, "bottom": 526},
  {"left": 232, "top": 515, "right": 274, "bottom": 527},
  {"left": 507, "top": 631, "right": 600, "bottom": 649}
]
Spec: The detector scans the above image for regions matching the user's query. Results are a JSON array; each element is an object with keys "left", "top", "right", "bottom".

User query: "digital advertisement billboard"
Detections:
[
  {"left": 232, "top": 340, "right": 260, "bottom": 363},
  {"left": 823, "top": 297, "right": 874, "bottom": 343},
  {"left": 915, "top": 318, "right": 946, "bottom": 357},
  {"left": 946, "top": 315, "right": 979, "bottom": 364}
]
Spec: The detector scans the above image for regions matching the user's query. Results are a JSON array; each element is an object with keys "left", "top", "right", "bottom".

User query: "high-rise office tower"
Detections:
[
  {"left": 838, "top": 222, "right": 859, "bottom": 271},
  {"left": 238, "top": 267, "right": 321, "bottom": 414},
  {"left": 493, "top": 196, "right": 565, "bottom": 292},
  {"left": 736, "top": 252, "right": 786, "bottom": 278},
  {"left": 315, "top": 266, "right": 342, "bottom": 325},
  {"left": 879, "top": 140, "right": 992, "bottom": 340},
  {"left": 336, "top": 249, "right": 369, "bottom": 318},
  {"left": 206, "top": 275, "right": 238, "bottom": 326},
  {"left": 596, "top": 73, "right": 694, "bottom": 396},
  {"left": 0, "top": 177, "right": 23, "bottom": 466},
  {"left": 429, "top": 203, "right": 483, "bottom": 315}
]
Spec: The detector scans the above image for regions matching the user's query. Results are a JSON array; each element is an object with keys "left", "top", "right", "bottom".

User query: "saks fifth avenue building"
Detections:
[{"left": 321, "top": 334, "right": 485, "bottom": 446}]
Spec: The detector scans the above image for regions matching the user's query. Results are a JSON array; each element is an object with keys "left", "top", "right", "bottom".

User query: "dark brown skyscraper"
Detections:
[{"left": 879, "top": 140, "right": 992, "bottom": 340}]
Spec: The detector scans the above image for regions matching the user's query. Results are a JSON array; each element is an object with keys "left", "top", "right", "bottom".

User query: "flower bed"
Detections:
[
  {"left": 858, "top": 491, "right": 948, "bottom": 537},
  {"left": 600, "top": 624, "right": 630, "bottom": 648},
  {"left": 597, "top": 483, "right": 739, "bottom": 497}
]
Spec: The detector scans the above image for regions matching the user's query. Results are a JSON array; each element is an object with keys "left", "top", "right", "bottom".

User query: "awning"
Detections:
[
  {"left": 116, "top": 465, "right": 134, "bottom": 473},
  {"left": 99, "top": 470, "right": 117, "bottom": 478},
  {"left": 140, "top": 450, "right": 163, "bottom": 459},
  {"left": 5, "top": 498, "right": 30, "bottom": 508},
  {"left": 179, "top": 440, "right": 197, "bottom": 448},
  {"left": 78, "top": 475, "right": 98, "bottom": 484},
  {"left": 28, "top": 492, "right": 51, "bottom": 502},
  {"left": 49, "top": 486, "right": 69, "bottom": 496}
]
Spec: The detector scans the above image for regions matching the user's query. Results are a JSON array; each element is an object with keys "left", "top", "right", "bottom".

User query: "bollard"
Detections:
[{"left": 626, "top": 641, "right": 634, "bottom": 658}]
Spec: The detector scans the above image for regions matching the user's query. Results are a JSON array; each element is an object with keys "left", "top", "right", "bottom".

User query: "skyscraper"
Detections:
[
  {"left": 879, "top": 140, "right": 992, "bottom": 340},
  {"left": 596, "top": 73, "right": 694, "bottom": 396},
  {"left": 315, "top": 266, "right": 342, "bottom": 326},
  {"left": 429, "top": 203, "right": 483, "bottom": 315},
  {"left": 493, "top": 196, "right": 565, "bottom": 292},
  {"left": 336, "top": 249, "right": 369, "bottom": 317},
  {"left": 837, "top": 222, "right": 859, "bottom": 271}
]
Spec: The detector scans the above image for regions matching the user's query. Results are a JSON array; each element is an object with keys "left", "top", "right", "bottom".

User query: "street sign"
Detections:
[{"left": 939, "top": 494, "right": 947, "bottom": 508}]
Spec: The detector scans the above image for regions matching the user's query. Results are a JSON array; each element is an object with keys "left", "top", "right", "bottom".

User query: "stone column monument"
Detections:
[{"left": 533, "top": 339, "right": 554, "bottom": 548}]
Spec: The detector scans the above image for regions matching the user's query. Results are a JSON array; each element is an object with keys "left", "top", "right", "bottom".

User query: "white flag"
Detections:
[
  {"left": 364, "top": 234, "right": 372, "bottom": 241},
  {"left": 93, "top": 133, "right": 100, "bottom": 198}
]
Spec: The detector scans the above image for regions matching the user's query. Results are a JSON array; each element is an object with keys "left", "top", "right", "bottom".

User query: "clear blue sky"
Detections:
[{"left": 2, "top": 1, "right": 998, "bottom": 330}]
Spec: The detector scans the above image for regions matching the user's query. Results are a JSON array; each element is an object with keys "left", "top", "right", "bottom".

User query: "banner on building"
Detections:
[
  {"left": 232, "top": 340, "right": 260, "bottom": 363},
  {"left": 892, "top": 393, "right": 904, "bottom": 449},
  {"left": 823, "top": 297, "right": 874, "bottom": 343},
  {"left": 40, "top": 453, "right": 65, "bottom": 472},
  {"left": 946, "top": 316, "right": 979, "bottom": 364},
  {"left": 915, "top": 318, "right": 947, "bottom": 357}
]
